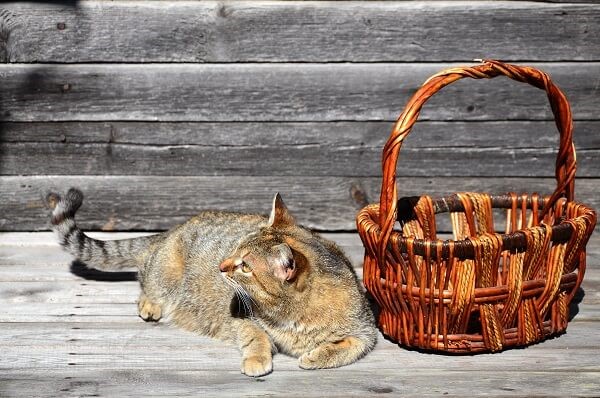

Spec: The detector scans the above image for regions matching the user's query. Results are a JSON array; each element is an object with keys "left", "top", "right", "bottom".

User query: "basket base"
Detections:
[{"left": 377, "top": 309, "right": 568, "bottom": 354}]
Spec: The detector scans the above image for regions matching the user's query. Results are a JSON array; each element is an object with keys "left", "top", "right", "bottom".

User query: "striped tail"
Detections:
[{"left": 47, "top": 188, "right": 161, "bottom": 271}]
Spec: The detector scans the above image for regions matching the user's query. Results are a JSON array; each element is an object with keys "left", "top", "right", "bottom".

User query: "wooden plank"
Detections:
[
  {"left": 0, "top": 363, "right": 599, "bottom": 397},
  {"left": 1, "top": 1, "right": 599, "bottom": 62},
  {"left": 0, "top": 63, "right": 598, "bottom": 122},
  {"left": 2, "top": 322, "right": 600, "bottom": 371},
  {"left": 0, "top": 231, "right": 154, "bottom": 246},
  {"left": 1, "top": 369, "right": 599, "bottom": 398},
  {"left": 5, "top": 120, "right": 599, "bottom": 149},
  {"left": 3, "top": 142, "right": 598, "bottom": 178},
  {"left": 0, "top": 303, "right": 136, "bottom": 323},
  {"left": 3, "top": 121, "right": 598, "bottom": 178},
  {"left": 0, "top": 280, "right": 138, "bottom": 304},
  {"left": 545, "top": 0, "right": 600, "bottom": 3},
  {"left": 1, "top": 176, "right": 598, "bottom": 231}
]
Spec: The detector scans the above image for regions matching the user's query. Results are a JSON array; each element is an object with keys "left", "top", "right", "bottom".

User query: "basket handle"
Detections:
[{"left": 378, "top": 60, "right": 576, "bottom": 261}]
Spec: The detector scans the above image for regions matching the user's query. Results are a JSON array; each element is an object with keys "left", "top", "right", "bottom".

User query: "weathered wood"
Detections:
[
  {"left": 4, "top": 141, "right": 598, "bottom": 178},
  {"left": 3, "top": 120, "right": 598, "bottom": 178},
  {"left": 2, "top": 368, "right": 599, "bottom": 398},
  {"left": 2, "top": 120, "right": 599, "bottom": 177},
  {"left": 0, "top": 232, "right": 598, "bottom": 396},
  {"left": 2, "top": 176, "right": 598, "bottom": 231},
  {"left": 2, "top": 322, "right": 600, "bottom": 370},
  {"left": 0, "top": 63, "right": 599, "bottom": 122},
  {"left": 0, "top": 0, "right": 598, "bottom": 393},
  {"left": 0, "top": 280, "right": 138, "bottom": 304},
  {"left": 6, "top": 120, "right": 599, "bottom": 149},
  {"left": 1, "top": 2, "right": 599, "bottom": 63},
  {"left": 0, "top": 231, "right": 154, "bottom": 246}
]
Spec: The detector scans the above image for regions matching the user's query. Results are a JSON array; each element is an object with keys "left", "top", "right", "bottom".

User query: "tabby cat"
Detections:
[{"left": 47, "top": 188, "right": 376, "bottom": 376}]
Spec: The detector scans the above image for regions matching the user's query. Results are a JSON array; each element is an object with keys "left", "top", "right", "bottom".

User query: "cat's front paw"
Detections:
[
  {"left": 137, "top": 294, "right": 162, "bottom": 322},
  {"left": 241, "top": 356, "right": 272, "bottom": 377}
]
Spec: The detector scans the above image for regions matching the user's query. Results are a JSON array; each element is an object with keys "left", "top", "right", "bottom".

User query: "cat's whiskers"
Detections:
[
  {"left": 222, "top": 274, "right": 255, "bottom": 317},
  {"left": 228, "top": 280, "right": 246, "bottom": 315},
  {"left": 226, "top": 275, "right": 255, "bottom": 305}
]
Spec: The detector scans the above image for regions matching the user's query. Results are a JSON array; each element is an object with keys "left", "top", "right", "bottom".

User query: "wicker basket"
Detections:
[{"left": 356, "top": 60, "right": 597, "bottom": 353}]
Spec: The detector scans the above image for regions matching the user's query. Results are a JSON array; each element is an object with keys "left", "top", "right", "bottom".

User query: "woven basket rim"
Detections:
[{"left": 357, "top": 192, "right": 595, "bottom": 261}]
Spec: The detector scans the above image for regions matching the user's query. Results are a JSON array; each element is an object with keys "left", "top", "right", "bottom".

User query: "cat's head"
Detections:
[{"left": 219, "top": 194, "right": 313, "bottom": 306}]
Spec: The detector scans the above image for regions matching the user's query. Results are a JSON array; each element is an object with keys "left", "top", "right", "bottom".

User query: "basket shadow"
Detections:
[
  {"left": 70, "top": 260, "right": 137, "bottom": 282},
  {"left": 568, "top": 287, "right": 585, "bottom": 321}
]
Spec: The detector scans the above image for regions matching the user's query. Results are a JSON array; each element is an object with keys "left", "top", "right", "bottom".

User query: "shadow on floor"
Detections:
[
  {"left": 70, "top": 260, "right": 137, "bottom": 282},
  {"left": 569, "top": 287, "right": 585, "bottom": 321}
]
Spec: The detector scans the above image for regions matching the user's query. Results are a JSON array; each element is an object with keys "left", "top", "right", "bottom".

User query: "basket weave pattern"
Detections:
[{"left": 357, "top": 60, "right": 597, "bottom": 353}]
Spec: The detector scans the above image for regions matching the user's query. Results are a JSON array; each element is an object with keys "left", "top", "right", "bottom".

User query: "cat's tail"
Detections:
[{"left": 47, "top": 188, "right": 161, "bottom": 271}]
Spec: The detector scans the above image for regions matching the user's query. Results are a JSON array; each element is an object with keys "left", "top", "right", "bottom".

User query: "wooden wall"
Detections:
[{"left": 1, "top": 1, "right": 599, "bottom": 232}]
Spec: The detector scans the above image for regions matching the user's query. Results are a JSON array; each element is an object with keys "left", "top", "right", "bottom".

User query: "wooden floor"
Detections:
[{"left": 1, "top": 232, "right": 599, "bottom": 397}]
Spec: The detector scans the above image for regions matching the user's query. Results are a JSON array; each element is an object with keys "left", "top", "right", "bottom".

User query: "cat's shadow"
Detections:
[{"left": 70, "top": 260, "right": 138, "bottom": 282}]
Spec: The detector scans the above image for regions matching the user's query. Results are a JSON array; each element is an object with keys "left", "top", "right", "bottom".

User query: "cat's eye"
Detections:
[
  {"left": 233, "top": 258, "right": 252, "bottom": 273},
  {"left": 240, "top": 261, "right": 252, "bottom": 273}
]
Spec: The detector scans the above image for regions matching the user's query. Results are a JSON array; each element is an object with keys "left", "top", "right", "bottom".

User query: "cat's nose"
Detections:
[
  {"left": 220, "top": 257, "right": 244, "bottom": 272},
  {"left": 219, "top": 257, "right": 239, "bottom": 272},
  {"left": 219, "top": 259, "right": 231, "bottom": 272}
]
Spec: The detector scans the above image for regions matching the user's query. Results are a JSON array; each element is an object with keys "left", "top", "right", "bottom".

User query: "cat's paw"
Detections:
[
  {"left": 241, "top": 356, "right": 273, "bottom": 377},
  {"left": 137, "top": 294, "right": 162, "bottom": 322},
  {"left": 299, "top": 338, "right": 366, "bottom": 370},
  {"left": 298, "top": 351, "right": 321, "bottom": 370}
]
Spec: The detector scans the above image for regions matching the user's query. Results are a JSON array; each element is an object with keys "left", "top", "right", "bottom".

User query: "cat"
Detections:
[{"left": 47, "top": 188, "right": 377, "bottom": 377}]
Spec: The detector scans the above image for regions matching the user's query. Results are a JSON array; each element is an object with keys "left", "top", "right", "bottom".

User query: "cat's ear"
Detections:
[
  {"left": 270, "top": 243, "right": 296, "bottom": 282},
  {"left": 268, "top": 193, "right": 295, "bottom": 228}
]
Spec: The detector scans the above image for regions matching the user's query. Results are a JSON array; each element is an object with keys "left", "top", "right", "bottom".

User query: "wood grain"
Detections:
[
  {"left": 2, "top": 321, "right": 599, "bottom": 367},
  {"left": 1, "top": 368, "right": 598, "bottom": 398},
  {"left": 2, "top": 121, "right": 599, "bottom": 178},
  {"left": 2, "top": 176, "right": 598, "bottom": 231},
  {"left": 1, "top": 63, "right": 598, "bottom": 122},
  {"left": 0, "top": 232, "right": 599, "bottom": 397},
  {"left": 1, "top": 1, "right": 599, "bottom": 63},
  {"left": 3, "top": 142, "right": 598, "bottom": 178},
  {"left": 0, "top": 143, "right": 600, "bottom": 178},
  {"left": 0, "top": 368, "right": 600, "bottom": 397},
  {"left": 7, "top": 120, "right": 599, "bottom": 148},
  {"left": 0, "top": 1, "right": 598, "bottom": 394}
]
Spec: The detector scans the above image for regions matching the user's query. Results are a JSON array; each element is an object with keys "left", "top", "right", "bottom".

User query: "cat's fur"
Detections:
[{"left": 47, "top": 188, "right": 376, "bottom": 376}]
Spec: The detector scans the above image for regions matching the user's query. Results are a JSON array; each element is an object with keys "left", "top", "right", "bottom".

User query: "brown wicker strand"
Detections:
[
  {"left": 465, "top": 192, "right": 495, "bottom": 234},
  {"left": 500, "top": 251, "right": 525, "bottom": 328},
  {"left": 474, "top": 233, "right": 504, "bottom": 351},
  {"left": 448, "top": 258, "right": 475, "bottom": 334},
  {"left": 537, "top": 242, "right": 567, "bottom": 318},
  {"left": 451, "top": 211, "right": 470, "bottom": 241}
]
